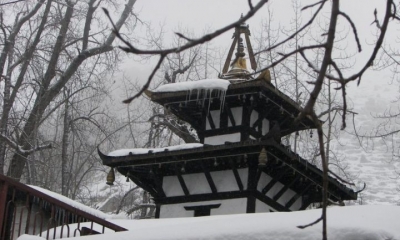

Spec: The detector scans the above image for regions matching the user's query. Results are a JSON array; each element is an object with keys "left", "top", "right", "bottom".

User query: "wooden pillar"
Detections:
[
  {"left": 0, "top": 181, "right": 8, "bottom": 240},
  {"left": 246, "top": 161, "right": 257, "bottom": 213}
]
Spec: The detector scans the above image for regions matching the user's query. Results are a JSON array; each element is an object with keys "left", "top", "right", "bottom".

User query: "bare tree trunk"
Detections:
[
  {"left": 61, "top": 91, "right": 70, "bottom": 196},
  {"left": 6, "top": 0, "right": 137, "bottom": 180}
]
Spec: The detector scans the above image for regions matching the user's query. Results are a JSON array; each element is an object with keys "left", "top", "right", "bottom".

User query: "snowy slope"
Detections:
[
  {"left": 336, "top": 76, "right": 400, "bottom": 205},
  {"left": 17, "top": 205, "right": 400, "bottom": 240}
]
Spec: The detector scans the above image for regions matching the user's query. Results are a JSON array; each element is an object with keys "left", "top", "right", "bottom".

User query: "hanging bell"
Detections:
[
  {"left": 106, "top": 167, "right": 115, "bottom": 186},
  {"left": 310, "top": 130, "right": 313, "bottom": 138},
  {"left": 258, "top": 147, "right": 268, "bottom": 167}
]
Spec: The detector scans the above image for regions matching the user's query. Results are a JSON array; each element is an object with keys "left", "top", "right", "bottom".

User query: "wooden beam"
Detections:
[
  {"left": 226, "top": 105, "right": 236, "bottom": 127},
  {"left": 152, "top": 167, "right": 166, "bottom": 198},
  {"left": 156, "top": 191, "right": 251, "bottom": 205},
  {"left": 230, "top": 159, "right": 243, "bottom": 191},
  {"left": 261, "top": 178, "right": 277, "bottom": 195},
  {"left": 175, "top": 164, "right": 190, "bottom": 196},
  {"left": 246, "top": 162, "right": 258, "bottom": 213},
  {"left": 184, "top": 204, "right": 221, "bottom": 217},
  {"left": 273, "top": 175, "right": 301, "bottom": 201},
  {"left": 285, "top": 183, "right": 312, "bottom": 209},
  {"left": 201, "top": 162, "right": 218, "bottom": 194},
  {"left": 207, "top": 114, "right": 216, "bottom": 130},
  {"left": 254, "top": 191, "right": 290, "bottom": 212},
  {"left": 154, "top": 205, "right": 160, "bottom": 219},
  {"left": 0, "top": 181, "right": 8, "bottom": 239}
]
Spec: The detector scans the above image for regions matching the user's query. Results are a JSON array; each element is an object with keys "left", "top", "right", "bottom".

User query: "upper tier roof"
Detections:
[{"left": 145, "top": 78, "right": 317, "bottom": 136}]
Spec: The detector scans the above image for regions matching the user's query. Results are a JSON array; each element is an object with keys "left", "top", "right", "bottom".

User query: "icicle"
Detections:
[
  {"left": 220, "top": 89, "right": 227, "bottom": 113},
  {"left": 207, "top": 89, "right": 213, "bottom": 116}
]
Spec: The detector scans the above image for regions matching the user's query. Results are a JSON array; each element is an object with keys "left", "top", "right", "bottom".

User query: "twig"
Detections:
[{"left": 297, "top": 216, "right": 322, "bottom": 229}]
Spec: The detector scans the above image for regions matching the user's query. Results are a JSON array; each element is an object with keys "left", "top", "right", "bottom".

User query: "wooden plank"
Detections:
[
  {"left": 254, "top": 191, "right": 290, "bottom": 212},
  {"left": 273, "top": 175, "right": 301, "bottom": 201},
  {"left": 246, "top": 163, "right": 258, "bottom": 213},
  {"left": 207, "top": 114, "right": 216, "bottom": 130},
  {"left": 0, "top": 181, "right": 8, "bottom": 240},
  {"left": 261, "top": 178, "right": 277, "bottom": 195},
  {"left": 156, "top": 191, "right": 251, "bottom": 205},
  {"left": 175, "top": 164, "right": 190, "bottom": 196},
  {"left": 226, "top": 105, "right": 236, "bottom": 126},
  {"left": 230, "top": 159, "right": 244, "bottom": 191},
  {"left": 201, "top": 163, "right": 218, "bottom": 194},
  {"left": 286, "top": 183, "right": 312, "bottom": 209}
]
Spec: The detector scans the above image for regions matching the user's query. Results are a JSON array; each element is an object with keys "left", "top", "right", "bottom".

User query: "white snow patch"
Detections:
[
  {"left": 108, "top": 143, "right": 203, "bottom": 157},
  {"left": 153, "top": 79, "right": 230, "bottom": 92},
  {"left": 19, "top": 205, "right": 400, "bottom": 240}
]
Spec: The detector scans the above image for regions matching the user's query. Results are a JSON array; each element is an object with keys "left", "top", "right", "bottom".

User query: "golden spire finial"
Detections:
[{"left": 220, "top": 16, "right": 256, "bottom": 80}]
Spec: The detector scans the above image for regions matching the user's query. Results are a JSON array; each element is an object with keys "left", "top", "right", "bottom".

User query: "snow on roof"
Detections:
[
  {"left": 17, "top": 205, "right": 400, "bottom": 240},
  {"left": 108, "top": 143, "right": 203, "bottom": 157},
  {"left": 153, "top": 79, "right": 230, "bottom": 92},
  {"left": 29, "top": 185, "right": 111, "bottom": 220}
]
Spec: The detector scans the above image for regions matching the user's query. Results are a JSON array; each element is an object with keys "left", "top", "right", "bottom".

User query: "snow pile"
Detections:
[
  {"left": 17, "top": 205, "right": 400, "bottom": 240},
  {"left": 153, "top": 79, "right": 230, "bottom": 92},
  {"left": 108, "top": 143, "right": 203, "bottom": 157},
  {"left": 29, "top": 185, "right": 111, "bottom": 220}
]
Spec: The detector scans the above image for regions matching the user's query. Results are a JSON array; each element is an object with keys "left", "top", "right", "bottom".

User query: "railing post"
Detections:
[{"left": 0, "top": 180, "right": 9, "bottom": 240}]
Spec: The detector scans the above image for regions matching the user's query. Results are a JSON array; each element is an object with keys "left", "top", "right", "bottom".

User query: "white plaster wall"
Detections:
[
  {"left": 160, "top": 198, "right": 247, "bottom": 218},
  {"left": 210, "top": 170, "right": 239, "bottom": 192},
  {"left": 257, "top": 172, "right": 272, "bottom": 191},
  {"left": 204, "top": 132, "right": 241, "bottom": 145},
  {"left": 262, "top": 119, "right": 269, "bottom": 135},
  {"left": 255, "top": 199, "right": 277, "bottom": 213},
  {"left": 163, "top": 176, "right": 185, "bottom": 197},
  {"left": 250, "top": 110, "right": 258, "bottom": 126},
  {"left": 290, "top": 197, "right": 303, "bottom": 211},
  {"left": 229, "top": 107, "right": 243, "bottom": 126},
  {"left": 266, "top": 181, "right": 284, "bottom": 199},
  {"left": 277, "top": 188, "right": 296, "bottom": 206},
  {"left": 205, "top": 110, "right": 221, "bottom": 130},
  {"left": 182, "top": 173, "right": 212, "bottom": 195},
  {"left": 238, "top": 168, "right": 248, "bottom": 189}
]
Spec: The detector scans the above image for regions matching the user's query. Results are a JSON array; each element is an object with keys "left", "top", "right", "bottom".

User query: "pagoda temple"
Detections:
[{"left": 99, "top": 22, "right": 357, "bottom": 218}]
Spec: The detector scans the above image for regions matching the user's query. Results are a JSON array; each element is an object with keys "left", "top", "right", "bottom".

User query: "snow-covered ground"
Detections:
[
  {"left": 18, "top": 205, "right": 400, "bottom": 240},
  {"left": 336, "top": 77, "right": 400, "bottom": 205}
]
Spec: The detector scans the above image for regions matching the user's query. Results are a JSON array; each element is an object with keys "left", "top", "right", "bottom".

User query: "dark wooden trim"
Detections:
[
  {"left": 230, "top": 159, "right": 243, "bottom": 191},
  {"left": 273, "top": 175, "right": 301, "bottom": 201},
  {"left": 184, "top": 204, "right": 221, "bottom": 217},
  {"left": 201, "top": 163, "right": 218, "bottom": 194},
  {"left": 221, "top": 105, "right": 228, "bottom": 128},
  {"left": 175, "top": 164, "right": 190, "bottom": 196},
  {"left": 0, "top": 182, "right": 8, "bottom": 238},
  {"left": 226, "top": 105, "right": 236, "bottom": 127},
  {"left": 254, "top": 191, "right": 290, "bottom": 212},
  {"left": 202, "top": 126, "right": 243, "bottom": 137},
  {"left": 207, "top": 114, "right": 216, "bottom": 130},
  {"left": 285, "top": 184, "right": 312, "bottom": 209},
  {"left": 155, "top": 205, "right": 160, "bottom": 219},
  {"left": 246, "top": 163, "right": 257, "bottom": 213},
  {"left": 241, "top": 103, "right": 251, "bottom": 141},
  {"left": 152, "top": 167, "right": 166, "bottom": 198},
  {"left": 261, "top": 178, "right": 277, "bottom": 195},
  {"left": 155, "top": 191, "right": 250, "bottom": 205}
]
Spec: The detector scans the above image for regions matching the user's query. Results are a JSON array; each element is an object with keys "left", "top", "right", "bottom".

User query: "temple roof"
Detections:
[
  {"left": 145, "top": 78, "right": 316, "bottom": 136},
  {"left": 99, "top": 139, "right": 357, "bottom": 202}
]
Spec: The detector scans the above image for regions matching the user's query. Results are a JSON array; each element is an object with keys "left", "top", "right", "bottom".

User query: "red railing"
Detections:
[{"left": 0, "top": 174, "right": 127, "bottom": 240}]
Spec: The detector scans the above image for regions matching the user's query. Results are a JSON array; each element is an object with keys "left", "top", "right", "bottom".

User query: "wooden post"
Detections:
[{"left": 0, "top": 181, "right": 9, "bottom": 240}]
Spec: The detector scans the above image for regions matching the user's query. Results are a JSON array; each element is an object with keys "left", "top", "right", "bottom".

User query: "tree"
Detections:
[{"left": 0, "top": 0, "right": 137, "bottom": 180}]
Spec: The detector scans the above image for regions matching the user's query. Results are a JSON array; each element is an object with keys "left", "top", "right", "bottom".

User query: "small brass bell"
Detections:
[
  {"left": 106, "top": 167, "right": 115, "bottom": 186},
  {"left": 258, "top": 147, "right": 268, "bottom": 167}
]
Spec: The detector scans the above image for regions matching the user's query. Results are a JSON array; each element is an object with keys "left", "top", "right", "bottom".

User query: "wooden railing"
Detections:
[{"left": 0, "top": 174, "right": 127, "bottom": 240}]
